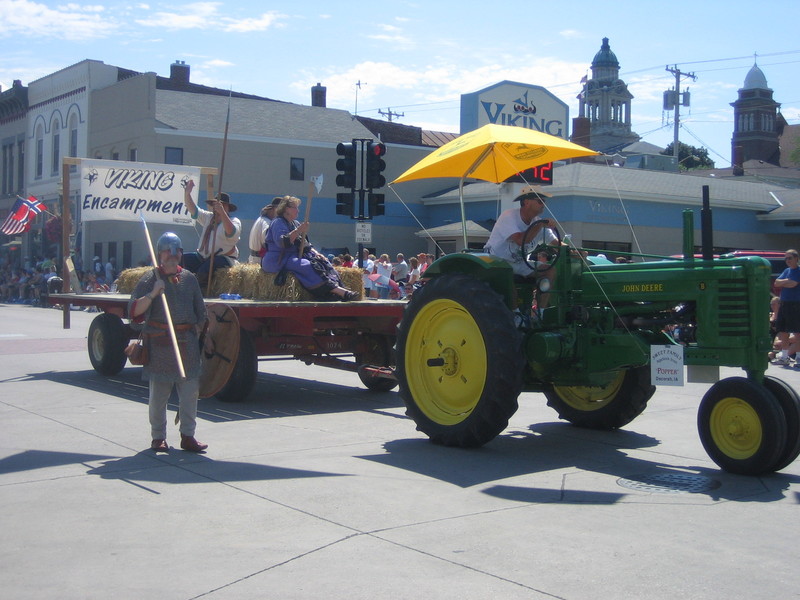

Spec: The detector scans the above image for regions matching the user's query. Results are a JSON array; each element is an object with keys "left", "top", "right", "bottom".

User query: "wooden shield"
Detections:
[{"left": 199, "top": 303, "right": 241, "bottom": 398}]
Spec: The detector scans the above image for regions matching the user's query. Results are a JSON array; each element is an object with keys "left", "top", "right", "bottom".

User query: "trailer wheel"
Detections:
[
  {"left": 356, "top": 335, "right": 398, "bottom": 392},
  {"left": 396, "top": 274, "right": 524, "bottom": 447},
  {"left": 87, "top": 313, "right": 128, "bottom": 375},
  {"left": 215, "top": 330, "right": 257, "bottom": 402},
  {"left": 544, "top": 366, "right": 654, "bottom": 429},
  {"left": 761, "top": 376, "right": 800, "bottom": 472},
  {"left": 698, "top": 377, "right": 787, "bottom": 475}
]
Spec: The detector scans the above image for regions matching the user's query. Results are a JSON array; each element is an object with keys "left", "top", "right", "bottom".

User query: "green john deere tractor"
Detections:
[{"left": 395, "top": 209, "right": 800, "bottom": 476}]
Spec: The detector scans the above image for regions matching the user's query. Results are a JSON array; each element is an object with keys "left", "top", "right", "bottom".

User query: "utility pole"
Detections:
[
  {"left": 378, "top": 108, "right": 404, "bottom": 122},
  {"left": 665, "top": 65, "right": 697, "bottom": 160}
]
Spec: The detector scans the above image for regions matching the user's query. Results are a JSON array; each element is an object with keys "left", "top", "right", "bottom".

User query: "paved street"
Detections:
[{"left": 1, "top": 303, "right": 798, "bottom": 599}]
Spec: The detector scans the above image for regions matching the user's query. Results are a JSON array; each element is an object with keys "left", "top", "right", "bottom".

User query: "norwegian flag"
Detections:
[{"left": 1, "top": 196, "right": 47, "bottom": 236}]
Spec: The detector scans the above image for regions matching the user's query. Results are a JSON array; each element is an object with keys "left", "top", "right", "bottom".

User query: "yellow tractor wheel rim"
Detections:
[
  {"left": 553, "top": 371, "right": 626, "bottom": 412},
  {"left": 405, "top": 298, "right": 488, "bottom": 425},
  {"left": 709, "top": 397, "right": 762, "bottom": 460}
]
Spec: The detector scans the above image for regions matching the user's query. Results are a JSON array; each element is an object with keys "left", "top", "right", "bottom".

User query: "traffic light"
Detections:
[
  {"left": 368, "top": 192, "right": 385, "bottom": 217},
  {"left": 335, "top": 142, "right": 356, "bottom": 189},
  {"left": 365, "top": 142, "right": 386, "bottom": 190},
  {"left": 336, "top": 192, "right": 355, "bottom": 216}
]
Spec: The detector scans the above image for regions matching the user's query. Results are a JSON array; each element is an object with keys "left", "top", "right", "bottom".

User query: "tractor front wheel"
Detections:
[
  {"left": 395, "top": 274, "right": 524, "bottom": 447},
  {"left": 698, "top": 377, "right": 787, "bottom": 475}
]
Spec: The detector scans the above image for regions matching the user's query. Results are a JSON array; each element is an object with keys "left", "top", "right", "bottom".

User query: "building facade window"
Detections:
[
  {"left": 123, "top": 240, "right": 132, "bottom": 269},
  {"left": 35, "top": 126, "right": 44, "bottom": 179},
  {"left": 69, "top": 115, "right": 78, "bottom": 173},
  {"left": 17, "top": 140, "right": 24, "bottom": 193},
  {"left": 51, "top": 122, "right": 60, "bottom": 175},
  {"left": 128, "top": 147, "right": 138, "bottom": 162},
  {"left": 290, "top": 157, "right": 305, "bottom": 181},
  {"left": 164, "top": 147, "right": 183, "bottom": 165},
  {"left": 2, "top": 142, "right": 13, "bottom": 195},
  {"left": 111, "top": 149, "right": 120, "bottom": 161}
]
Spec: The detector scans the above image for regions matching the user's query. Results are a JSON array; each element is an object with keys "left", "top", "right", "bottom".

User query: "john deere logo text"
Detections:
[{"left": 622, "top": 283, "right": 664, "bottom": 293}]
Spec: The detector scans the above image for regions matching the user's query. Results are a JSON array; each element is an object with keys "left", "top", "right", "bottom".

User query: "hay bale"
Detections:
[
  {"left": 116, "top": 263, "right": 364, "bottom": 301},
  {"left": 116, "top": 267, "right": 151, "bottom": 294}
]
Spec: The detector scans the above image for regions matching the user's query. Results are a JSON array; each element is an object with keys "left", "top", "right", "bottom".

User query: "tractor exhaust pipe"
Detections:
[{"left": 701, "top": 185, "right": 713, "bottom": 261}]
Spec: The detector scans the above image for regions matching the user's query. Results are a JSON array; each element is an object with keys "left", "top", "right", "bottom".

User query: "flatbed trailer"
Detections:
[{"left": 48, "top": 293, "right": 405, "bottom": 401}]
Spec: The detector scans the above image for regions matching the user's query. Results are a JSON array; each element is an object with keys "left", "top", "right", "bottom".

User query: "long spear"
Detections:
[
  {"left": 138, "top": 212, "right": 186, "bottom": 380},
  {"left": 207, "top": 89, "right": 233, "bottom": 296}
]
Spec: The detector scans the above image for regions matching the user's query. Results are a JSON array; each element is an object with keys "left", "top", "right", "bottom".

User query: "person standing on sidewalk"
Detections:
[
  {"left": 128, "top": 232, "right": 209, "bottom": 453},
  {"left": 772, "top": 249, "right": 800, "bottom": 366}
]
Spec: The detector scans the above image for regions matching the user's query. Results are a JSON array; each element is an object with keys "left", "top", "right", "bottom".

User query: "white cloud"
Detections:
[
  {"left": 223, "top": 11, "right": 287, "bottom": 33},
  {"left": 135, "top": 4, "right": 286, "bottom": 32},
  {"left": 0, "top": 0, "right": 117, "bottom": 40},
  {"left": 559, "top": 29, "right": 582, "bottom": 40},
  {"left": 135, "top": 1, "right": 221, "bottom": 30},
  {"left": 291, "top": 55, "right": 589, "bottom": 124},
  {"left": 204, "top": 59, "right": 234, "bottom": 68}
]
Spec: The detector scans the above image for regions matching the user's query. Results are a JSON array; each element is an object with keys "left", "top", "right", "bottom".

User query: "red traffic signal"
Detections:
[{"left": 365, "top": 142, "right": 387, "bottom": 190}]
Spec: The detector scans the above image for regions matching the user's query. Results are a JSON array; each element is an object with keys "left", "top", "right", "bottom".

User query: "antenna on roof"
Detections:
[{"left": 354, "top": 80, "right": 366, "bottom": 115}]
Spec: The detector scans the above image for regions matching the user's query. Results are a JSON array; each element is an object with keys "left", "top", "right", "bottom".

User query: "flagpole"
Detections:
[
  {"left": 61, "top": 160, "right": 74, "bottom": 328},
  {"left": 138, "top": 212, "right": 186, "bottom": 380}
]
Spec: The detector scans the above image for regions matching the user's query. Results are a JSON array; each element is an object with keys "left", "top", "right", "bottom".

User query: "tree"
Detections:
[{"left": 661, "top": 142, "right": 715, "bottom": 170}]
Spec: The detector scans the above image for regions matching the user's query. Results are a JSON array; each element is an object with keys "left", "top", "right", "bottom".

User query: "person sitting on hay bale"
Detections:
[
  {"left": 180, "top": 179, "right": 241, "bottom": 287},
  {"left": 262, "top": 196, "right": 358, "bottom": 301}
]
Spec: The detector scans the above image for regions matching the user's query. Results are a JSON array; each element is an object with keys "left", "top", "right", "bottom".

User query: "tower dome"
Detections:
[
  {"left": 742, "top": 63, "right": 770, "bottom": 91},
  {"left": 592, "top": 37, "right": 619, "bottom": 69}
]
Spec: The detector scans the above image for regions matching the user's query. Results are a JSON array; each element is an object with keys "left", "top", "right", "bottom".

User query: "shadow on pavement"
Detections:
[
  {"left": 84, "top": 451, "right": 349, "bottom": 488},
  {"left": 12, "top": 368, "right": 403, "bottom": 423},
  {"left": 362, "top": 421, "right": 800, "bottom": 504},
  {"left": 0, "top": 449, "right": 116, "bottom": 474}
]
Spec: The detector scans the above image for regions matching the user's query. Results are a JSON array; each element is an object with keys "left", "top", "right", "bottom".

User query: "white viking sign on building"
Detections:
[
  {"left": 79, "top": 158, "right": 211, "bottom": 225},
  {"left": 460, "top": 80, "right": 569, "bottom": 139}
]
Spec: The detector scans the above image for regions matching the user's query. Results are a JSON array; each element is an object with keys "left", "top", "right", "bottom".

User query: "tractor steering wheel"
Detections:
[{"left": 522, "top": 220, "right": 562, "bottom": 273}]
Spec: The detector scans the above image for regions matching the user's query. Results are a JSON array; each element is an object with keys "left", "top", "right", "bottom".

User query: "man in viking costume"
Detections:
[{"left": 129, "top": 232, "right": 209, "bottom": 453}]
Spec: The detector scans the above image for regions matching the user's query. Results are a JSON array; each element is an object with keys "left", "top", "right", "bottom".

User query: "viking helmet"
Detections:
[{"left": 156, "top": 232, "right": 183, "bottom": 256}]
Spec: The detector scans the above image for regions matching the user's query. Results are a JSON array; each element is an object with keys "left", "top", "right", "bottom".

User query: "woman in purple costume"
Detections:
[{"left": 261, "top": 196, "right": 358, "bottom": 301}]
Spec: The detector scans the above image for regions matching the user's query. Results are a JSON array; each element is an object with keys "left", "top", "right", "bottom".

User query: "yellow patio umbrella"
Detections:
[{"left": 391, "top": 123, "right": 599, "bottom": 249}]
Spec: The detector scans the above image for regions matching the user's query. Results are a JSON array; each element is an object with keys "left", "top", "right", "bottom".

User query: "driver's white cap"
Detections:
[{"left": 514, "top": 185, "right": 553, "bottom": 202}]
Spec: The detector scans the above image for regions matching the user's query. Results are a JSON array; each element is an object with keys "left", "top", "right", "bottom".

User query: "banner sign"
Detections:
[
  {"left": 650, "top": 345, "right": 685, "bottom": 386},
  {"left": 79, "top": 159, "right": 200, "bottom": 225}
]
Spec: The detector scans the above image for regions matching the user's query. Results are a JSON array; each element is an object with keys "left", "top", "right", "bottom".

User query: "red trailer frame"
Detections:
[{"left": 49, "top": 293, "right": 405, "bottom": 401}]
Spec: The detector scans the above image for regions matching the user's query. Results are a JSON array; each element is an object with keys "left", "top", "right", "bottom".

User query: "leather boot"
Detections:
[
  {"left": 180, "top": 434, "right": 208, "bottom": 452},
  {"left": 151, "top": 439, "right": 169, "bottom": 452}
]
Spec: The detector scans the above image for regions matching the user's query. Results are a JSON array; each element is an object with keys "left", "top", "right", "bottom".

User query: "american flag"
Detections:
[{"left": 1, "top": 196, "right": 47, "bottom": 236}]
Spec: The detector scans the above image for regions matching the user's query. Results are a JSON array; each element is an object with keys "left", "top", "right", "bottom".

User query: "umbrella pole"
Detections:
[{"left": 459, "top": 145, "right": 494, "bottom": 251}]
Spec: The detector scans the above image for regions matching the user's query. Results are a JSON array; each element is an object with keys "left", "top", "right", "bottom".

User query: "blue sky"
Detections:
[{"left": 2, "top": 0, "right": 799, "bottom": 168}]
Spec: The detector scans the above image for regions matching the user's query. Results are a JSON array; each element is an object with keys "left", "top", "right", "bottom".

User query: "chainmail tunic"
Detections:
[{"left": 129, "top": 268, "right": 207, "bottom": 382}]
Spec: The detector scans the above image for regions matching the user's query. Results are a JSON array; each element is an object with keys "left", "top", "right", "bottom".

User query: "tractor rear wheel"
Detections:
[
  {"left": 395, "top": 274, "right": 524, "bottom": 447},
  {"left": 761, "top": 376, "right": 800, "bottom": 472},
  {"left": 697, "top": 377, "right": 787, "bottom": 475},
  {"left": 544, "top": 366, "right": 654, "bottom": 429}
]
